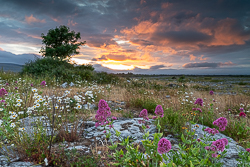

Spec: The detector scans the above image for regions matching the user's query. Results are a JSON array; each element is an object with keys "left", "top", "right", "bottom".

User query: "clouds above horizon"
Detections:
[{"left": 0, "top": 0, "right": 250, "bottom": 74}]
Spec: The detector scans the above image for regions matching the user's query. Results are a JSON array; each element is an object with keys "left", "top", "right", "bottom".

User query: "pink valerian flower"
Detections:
[
  {"left": 228, "top": 109, "right": 231, "bottom": 111},
  {"left": 213, "top": 117, "right": 228, "bottom": 131},
  {"left": 239, "top": 112, "right": 246, "bottom": 117},
  {"left": 15, "top": 87, "right": 18, "bottom": 89},
  {"left": 112, "top": 116, "right": 117, "bottom": 120},
  {"left": 211, "top": 138, "right": 228, "bottom": 152},
  {"left": 205, "top": 146, "right": 217, "bottom": 152},
  {"left": 212, "top": 153, "right": 218, "bottom": 158},
  {"left": 194, "top": 98, "right": 203, "bottom": 106},
  {"left": 138, "top": 120, "right": 145, "bottom": 124},
  {"left": 0, "top": 88, "right": 8, "bottom": 98},
  {"left": 155, "top": 105, "right": 164, "bottom": 117},
  {"left": 0, "top": 100, "right": 6, "bottom": 103},
  {"left": 204, "top": 128, "right": 219, "bottom": 135},
  {"left": 109, "top": 125, "right": 114, "bottom": 129},
  {"left": 146, "top": 125, "right": 150, "bottom": 129},
  {"left": 246, "top": 148, "right": 250, "bottom": 153},
  {"left": 40, "top": 81, "right": 46, "bottom": 86},
  {"left": 95, "top": 99, "right": 111, "bottom": 127},
  {"left": 197, "top": 138, "right": 201, "bottom": 142},
  {"left": 239, "top": 108, "right": 244, "bottom": 112},
  {"left": 192, "top": 108, "right": 202, "bottom": 112},
  {"left": 209, "top": 91, "right": 214, "bottom": 95},
  {"left": 5, "top": 83, "right": 9, "bottom": 86},
  {"left": 157, "top": 138, "right": 171, "bottom": 154},
  {"left": 213, "top": 99, "right": 216, "bottom": 102},
  {"left": 103, "top": 130, "right": 106, "bottom": 133},
  {"left": 139, "top": 109, "right": 149, "bottom": 120},
  {"left": 15, "top": 81, "right": 18, "bottom": 83},
  {"left": 30, "top": 83, "right": 34, "bottom": 87}
]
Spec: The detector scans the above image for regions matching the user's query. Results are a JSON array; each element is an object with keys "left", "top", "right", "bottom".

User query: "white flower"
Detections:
[
  {"left": 57, "top": 99, "right": 62, "bottom": 103},
  {"left": 43, "top": 102, "right": 48, "bottom": 106},
  {"left": 36, "top": 103, "right": 40, "bottom": 108},
  {"left": 19, "top": 127, "right": 25, "bottom": 131},
  {"left": 10, "top": 123, "right": 15, "bottom": 128},
  {"left": 27, "top": 110, "right": 32, "bottom": 114},
  {"left": 44, "top": 158, "right": 48, "bottom": 166},
  {"left": 55, "top": 105, "right": 59, "bottom": 109},
  {"left": 76, "top": 104, "right": 82, "bottom": 109},
  {"left": 10, "top": 114, "right": 18, "bottom": 119},
  {"left": 32, "top": 88, "right": 38, "bottom": 93},
  {"left": 16, "top": 103, "right": 21, "bottom": 107},
  {"left": 0, "top": 108, "right": 3, "bottom": 111},
  {"left": 9, "top": 111, "right": 16, "bottom": 115},
  {"left": 16, "top": 99, "right": 23, "bottom": 103},
  {"left": 18, "top": 111, "right": 24, "bottom": 114}
]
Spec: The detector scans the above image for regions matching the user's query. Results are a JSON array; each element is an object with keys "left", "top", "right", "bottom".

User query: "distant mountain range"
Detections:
[{"left": 0, "top": 63, "right": 23, "bottom": 72}]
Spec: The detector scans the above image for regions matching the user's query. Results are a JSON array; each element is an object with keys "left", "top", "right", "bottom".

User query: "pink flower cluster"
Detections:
[
  {"left": 194, "top": 98, "right": 203, "bottom": 106},
  {"left": 157, "top": 138, "right": 171, "bottom": 154},
  {"left": 154, "top": 105, "right": 164, "bottom": 118},
  {"left": 209, "top": 90, "right": 214, "bottom": 95},
  {"left": 205, "top": 138, "right": 228, "bottom": 157},
  {"left": 95, "top": 99, "right": 111, "bottom": 127},
  {"left": 139, "top": 109, "right": 149, "bottom": 120},
  {"left": 40, "top": 81, "right": 46, "bottom": 86},
  {"left": 192, "top": 108, "right": 202, "bottom": 113},
  {"left": 204, "top": 128, "right": 219, "bottom": 135},
  {"left": 239, "top": 108, "right": 244, "bottom": 112},
  {"left": 239, "top": 112, "right": 246, "bottom": 117},
  {"left": 0, "top": 88, "right": 7, "bottom": 98},
  {"left": 213, "top": 117, "right": 227, "bottom": 131},
  {"left": 246, "top": 148, "right": 250, "bottom": 153}
]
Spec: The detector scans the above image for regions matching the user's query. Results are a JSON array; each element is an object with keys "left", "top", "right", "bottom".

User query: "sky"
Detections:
[{"left": 0, "top": 0, "right": 250, "bottom": 75}]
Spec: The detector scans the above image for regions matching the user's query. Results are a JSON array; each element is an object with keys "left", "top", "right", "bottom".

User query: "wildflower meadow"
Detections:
[{"left": 0, "top": 71, "right": 250, "bottom": 166}]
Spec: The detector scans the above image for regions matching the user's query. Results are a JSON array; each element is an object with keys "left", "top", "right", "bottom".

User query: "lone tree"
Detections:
[{"left": 40, "top": 25, "right": 86, "bottom": 60}]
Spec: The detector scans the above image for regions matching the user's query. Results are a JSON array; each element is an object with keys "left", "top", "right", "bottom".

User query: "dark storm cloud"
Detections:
[
  {"left": 130, "top": 39, "right": 154, "bottom": 46},
  {"left": 183, "top": 62, "right": 236, "bottom": 68},
  {"left": 149, "top": 65, "right": 166, "bottom": 70},
  {"left": 91, "top": 55, "right": 107, "bottom": 61}
]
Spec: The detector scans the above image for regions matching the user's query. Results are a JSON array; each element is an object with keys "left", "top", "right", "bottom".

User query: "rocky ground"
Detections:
[{"left": 0, "top": 115, "right": 246, "bottom": 167}]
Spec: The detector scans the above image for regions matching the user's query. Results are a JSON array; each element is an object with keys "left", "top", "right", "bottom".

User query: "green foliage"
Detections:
[
  {"left": 40, "top": 25, "right": 85, "bottom": 60},
  {"left": 127, "top": 96, "right": 159, "bottom": 114},
  {"left": 94, "top": 71, "right": 120, "bottom": 84},
  {"left": 21, "top": 57, "right": 94, "bottom": 83}
]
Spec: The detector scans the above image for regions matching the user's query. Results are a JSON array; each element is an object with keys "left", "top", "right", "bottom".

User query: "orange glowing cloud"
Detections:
[{"left": 25, "top": 14, "right": 46, "bottom": 24}]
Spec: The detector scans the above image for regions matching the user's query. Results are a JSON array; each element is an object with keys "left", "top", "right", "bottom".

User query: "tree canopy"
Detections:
[{"left": 40, "top": 25, "right": 86, "bottom": 60}]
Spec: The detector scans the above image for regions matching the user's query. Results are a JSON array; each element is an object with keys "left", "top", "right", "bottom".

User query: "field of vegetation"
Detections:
[
  {"left": 0, "top": 67, "right": 250, "bottom": 166},
  {"left": 1, "top": 25, "right": 250, "bottom": 166}
]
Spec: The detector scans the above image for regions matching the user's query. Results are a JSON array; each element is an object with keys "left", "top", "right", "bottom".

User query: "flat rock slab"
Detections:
[{"left": 83, "top": 118, "right": 158, "bottom": 143}]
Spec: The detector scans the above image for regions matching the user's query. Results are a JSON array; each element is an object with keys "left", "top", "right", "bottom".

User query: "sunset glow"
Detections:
[{"left": 0, "top": 0, "right": 249, "bottom": 74}]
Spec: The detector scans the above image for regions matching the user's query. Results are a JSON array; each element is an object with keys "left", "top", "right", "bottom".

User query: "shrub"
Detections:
[{"left": 21, "top": 57, "right": 95, "bottom": 83}]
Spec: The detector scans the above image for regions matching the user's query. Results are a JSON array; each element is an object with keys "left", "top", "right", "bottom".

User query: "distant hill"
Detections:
[{"left": 0, "top": 63, "right": 23, "bottom": 72}]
